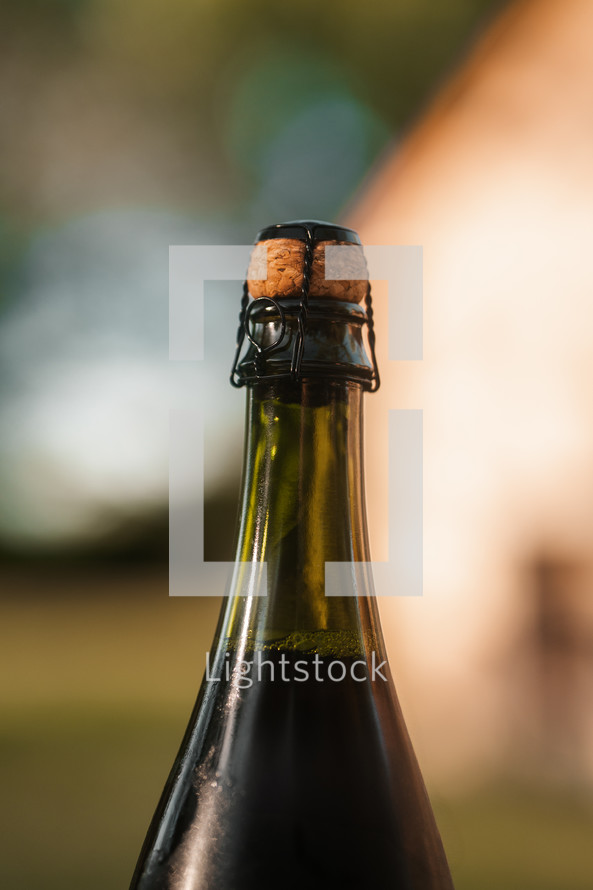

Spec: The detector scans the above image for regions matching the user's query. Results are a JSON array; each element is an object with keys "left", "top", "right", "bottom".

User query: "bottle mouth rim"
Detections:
[{"left": 237, "top": 363, "right": 375, "bottom": 387}]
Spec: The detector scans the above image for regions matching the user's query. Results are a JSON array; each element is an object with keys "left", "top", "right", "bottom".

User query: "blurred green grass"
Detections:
[
  {"left": 436, "top": 788, "right": 593, "bottom": 890},
  {"left": 2, "top": 568, "right": 592, "bottom": 888}
]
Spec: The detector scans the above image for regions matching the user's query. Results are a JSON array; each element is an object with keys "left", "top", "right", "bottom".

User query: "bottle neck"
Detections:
[{"left": 220, "top": 377, "right": 382, "bottom": 656}]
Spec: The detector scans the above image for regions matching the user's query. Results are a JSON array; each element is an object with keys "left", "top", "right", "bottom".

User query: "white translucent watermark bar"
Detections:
[
  {"left": 169, "top": 243, "right": 423, "bottom": 595},
  {"left": 325, "top": 244, "right": 423, "bottom": 360},
  {"left": 325, "top": 410, "right": 423, "bottom": 596},
  {"left": 169, "top": 409, "right": 267, "bottom": 596}
]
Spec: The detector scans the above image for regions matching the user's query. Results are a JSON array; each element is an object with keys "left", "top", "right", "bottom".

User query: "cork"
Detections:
[{"left": 247, "top": 238, "right": 368, "bottom": 303}]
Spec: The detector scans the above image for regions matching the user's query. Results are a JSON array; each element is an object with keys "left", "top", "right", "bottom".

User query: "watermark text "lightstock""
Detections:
[{"left": 205, "top": 650, "right": 389, "bottom": 689}]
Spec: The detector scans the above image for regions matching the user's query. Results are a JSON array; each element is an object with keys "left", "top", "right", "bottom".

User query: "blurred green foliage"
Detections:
[{"left": 0, "top": 0, "right": 506, "bottom": 226}]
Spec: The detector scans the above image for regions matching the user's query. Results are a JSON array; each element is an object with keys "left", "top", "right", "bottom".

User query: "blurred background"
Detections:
[{"left": 2, "top": 0, "right": 593, "bottom": 887}]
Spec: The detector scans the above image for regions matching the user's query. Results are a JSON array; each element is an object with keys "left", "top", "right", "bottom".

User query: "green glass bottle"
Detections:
[{"left": 130, "top": 222, "right": 454, "bottom": 889}]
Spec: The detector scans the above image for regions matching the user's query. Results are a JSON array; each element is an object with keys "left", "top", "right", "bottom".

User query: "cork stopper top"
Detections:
[{"left": 247, "top": 220, "right": 368, "bottom": 303}]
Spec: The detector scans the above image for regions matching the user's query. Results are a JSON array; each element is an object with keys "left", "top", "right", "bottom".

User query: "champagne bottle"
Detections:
[{"left": 130, "top": 221, "right": 454, "bottom": 889}]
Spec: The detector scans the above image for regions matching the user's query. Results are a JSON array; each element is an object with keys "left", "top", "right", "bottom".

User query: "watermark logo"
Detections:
[
  {"left": 169, "top": 243, "right": 423, "bottom": 597},
  {"left": 205, "top": 650, "right": 388, "bottom": 688}
]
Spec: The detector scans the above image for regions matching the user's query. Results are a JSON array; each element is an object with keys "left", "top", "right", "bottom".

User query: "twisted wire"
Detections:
[
  {"left": 290, "top": 225, "right": 313, "bottom": 380},
  {"left": 364, "top": 281, "right": 380, "bottom": 393},
  {"left": 229, "top": 279, "right": 250, "bottom": 387},
  {"left": 360, "top": 247, "right": 380, "bottom": 393}
]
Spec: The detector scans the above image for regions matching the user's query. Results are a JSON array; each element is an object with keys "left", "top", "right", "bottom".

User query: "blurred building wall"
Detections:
[{"left": 348, "top": 0, "right": 593, "bottom": 788}]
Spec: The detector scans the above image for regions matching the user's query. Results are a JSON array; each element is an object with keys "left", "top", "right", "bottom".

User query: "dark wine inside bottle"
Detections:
[{"left": 136, "top": 643, "right": 449, "bottom": 889}]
